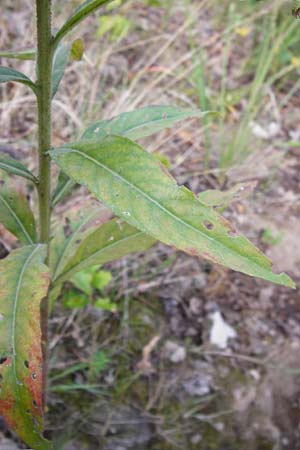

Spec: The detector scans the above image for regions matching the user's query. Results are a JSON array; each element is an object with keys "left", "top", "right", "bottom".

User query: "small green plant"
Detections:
[
  {"left": 0, "top": 1, "right": 295, "bottom": 448},
  {"left": 63, "top": 266, "right": 117, "bottom": 311}
]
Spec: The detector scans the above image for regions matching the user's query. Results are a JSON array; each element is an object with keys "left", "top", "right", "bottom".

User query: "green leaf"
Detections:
[
  {"left": 82, "top": 105, "right": 216, "bottom": 141},
  {"left": 52, "top": 44, "right": 70, "bottom": 98},
  {"left": 91, "top": 270, "right": 112, "bottom": 290},
  {"left": 63, "top": 289, "right": 89, "bottom": 309},
  {"left": 89, "top": 351, "right": 109, "bottom": 377},
  {"left": 0, "top": 153, "right": 37, "bottom": 183},
  {"left": 51, "top": 170, "right": 75, "bottom": 206},
  {"left": 0, "top": 245, "right": 51, "bottom": 450},
  {"left": 50, "top": 136, "right": 295, "bottom": 288},
  {"left": 94, "top": 297, "right": 116, "bottom": 311},
  {"left": 96, "top": 14, "right": 131, "bottom": 41},
  {"left": 198, "top": 181, "right": 257, "bottom": 208},
  {"left": 70, "top": 267, "right": 96, "bottom": 295},
  {"left": 54, "top": 0, "right": 114, "bottom": 46},
  {"left": 0, "top": 49, "right": 35, "bottom": 60},
  {"left": 54, "top": 218, "right": 156, "bottom": 282},
  {"left": 0, "top": 66, "right": 36, "bottom": 93},
  {"left": 70, "top": 38, "right": 84, "bottom": 61},
  {"left": 50, "top": 207, "right": 109, "bottom": 282},
  {"left": 0, "top": 179, "right": 37, "bottom": 244},
  {"left": 52, "top": 40, "right": 84, "bottom": 98}
]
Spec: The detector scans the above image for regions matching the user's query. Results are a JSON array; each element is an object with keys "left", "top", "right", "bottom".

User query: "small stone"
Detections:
[
  {"left": 214, "top": 422, "right": 224, "bottom": 432},
  {"left": 189, "top": 297, "right": 202, "bottom": 315},
  {"left": 191, "top": 434, "right": 202, "bottom": 444},
  {"left": 164, "top": 341, "right": 186, "bottom": 363},
  {"left": 182, "top": 372, "right": 212, "bottom": 397}
]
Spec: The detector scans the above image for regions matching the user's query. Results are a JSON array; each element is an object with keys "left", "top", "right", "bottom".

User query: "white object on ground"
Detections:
[{"left": 209, "top": 311, "right": 237, "bottom": 349}]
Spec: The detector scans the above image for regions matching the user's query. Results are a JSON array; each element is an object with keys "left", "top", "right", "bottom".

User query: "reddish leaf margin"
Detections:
[{"left": 0, "top": 245, "right": 51, "bottom": 449}]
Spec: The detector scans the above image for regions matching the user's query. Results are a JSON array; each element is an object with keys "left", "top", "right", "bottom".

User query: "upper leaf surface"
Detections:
[
  {"left": 50, "top": 136, "right": 294, "bottom": 288},
  {"left": 0, "top": 50, "right": 35, "bottom": 60},
  {"left": 57, "top": 218, "right": 156, "bottom": 281},
  {"left": 0, "top": 66, "right": 36, "bottom": 92},
  {"left": 51, "top": 170, "right": 75, "bottom": 206},
  {"left": 54, "top": 0, "right": 113, "bottom": 45},
  {"left": 198, "top": 181, "right": 257, "bottom": 208},
  {"left": 50, "top": 206, "right": 110, "bottom": 282},
  {"left": 0, "top": 179, "right": 37, "bottom": 244},
  {"left": 0, "top": 153, "right": 37, "bottom": 183},
  {"left": 0, "top": 245, "right": 51, "bottom": 450},
  {"left": 82, "top": 106, "right": 217, "bottom": 140}
]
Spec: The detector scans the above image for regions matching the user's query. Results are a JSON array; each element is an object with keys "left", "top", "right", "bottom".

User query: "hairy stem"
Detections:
[
  {"left": 37, "top": 0, "right": 52, "bottom": 245},
  {"left": 36, "top": 0, "right": 53, "bottom": 410}
]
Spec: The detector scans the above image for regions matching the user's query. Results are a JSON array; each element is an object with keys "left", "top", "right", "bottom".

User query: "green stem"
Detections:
[
  {"left": 37, "top": 0, "right": 52, "bottom": 245},
  {"left": 36, "top": 0, "right": 53, "bottom": 410}
]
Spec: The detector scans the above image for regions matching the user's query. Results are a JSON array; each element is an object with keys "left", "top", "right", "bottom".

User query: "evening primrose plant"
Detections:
[{"left": 0, "top": 1, "right": 295, "bottom": 448}]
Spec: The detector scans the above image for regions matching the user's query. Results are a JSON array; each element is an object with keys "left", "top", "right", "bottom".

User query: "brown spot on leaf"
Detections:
[{"left": 63, "top": 217, "right": 72, "bottom": 237}]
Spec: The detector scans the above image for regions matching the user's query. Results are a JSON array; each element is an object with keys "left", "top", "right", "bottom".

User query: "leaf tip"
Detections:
[{"left": 276, "top": 272, "right": 296, "bottom": 289}]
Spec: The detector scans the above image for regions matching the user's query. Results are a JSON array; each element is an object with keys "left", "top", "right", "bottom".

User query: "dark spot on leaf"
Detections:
[
  {"left": 63, "top": 217, "right": 72, "bottom": 237},
  {"left": 75, "top": 239, "right": 81, "bottom": 244},
  {"left": 32, "top": 399, "right": 38, "bottom": 407},
  {"left": 24, "top": 360, "right": 29, "bottom": 369},
  {"left": 0, "top": 357, "right": 7, "bottom": 365},
  {"left": 0, "top": 373, "right": 3, "bottom": 381},
  {"left": 204, "top": 221, "right": 214, "bottom": 230},
  {"left": 0, "top": 242, "right": 8, "bottom": 260},
  {"left": 32, "top": 372, "right": 37, "bottom": 380}
]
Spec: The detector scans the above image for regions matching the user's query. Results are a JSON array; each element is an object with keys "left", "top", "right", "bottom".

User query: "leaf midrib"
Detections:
[
  {"left": 58, "top": 229, "right": 147, "bottom": 281},
  {"left": 86, "top": 110, "right": 204, "bottom": 138},
  {"left": 58, "top": 147, "right": 270, "bottom": 272},
  {"left": 52, "top": 209, "right": 102, "bottom": 281},
  {"left": 0, "top": 162, "right": 32, "bottom": 180},
  {"left": 11, "top": 245, "right": 42, "bottom": 402}
]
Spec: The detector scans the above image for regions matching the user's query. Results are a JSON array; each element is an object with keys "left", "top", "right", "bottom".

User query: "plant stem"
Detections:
[
  {"left": 37, "top": 0, "right": 52, "bottom": 245},
  {"left": 36, "top": 0, "right": 53, "bottom": 409}
]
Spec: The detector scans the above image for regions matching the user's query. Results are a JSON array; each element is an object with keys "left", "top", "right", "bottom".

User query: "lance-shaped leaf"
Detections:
[
  {"left": 49, "top": 207, "right": 110, "bottom": 311},
  {"left": 55, "top": 218, "right": 156, "bottom": 282},
  {"left": 50, "top": 206, "right": 110, "bottom": 282},
  {"left": 51, "top": 171, "right": 75, "bottom": 206},
  {"left": 198, "top": 181, "right": 257, "bottom": 208},
  {"left": 0, "top": 66, "right": 36, "bottom": 93},
  {"left": 54, "top": 0, "right": 113, "bottom": 47},
  {"left": 0, "top": 245, "right": 51, "bottom": 450},
  {"left": 48, "top": 106, "right": 215, "bottom": 209},
  {"left": 0, "top": 153, "right": 37, "bottom": 184},
  {"left": 82, "top": 106, "right": 217, "bottom": 141},
  {"left": 0, "top": 179, "right": 37, "bottom": 244},
  {"left": 52, "top": 43, "right": 70, "bottom": 98},
  {"left": 0, "top": 49, "right": 35, "bottom": 60},
  {"left": 52, "top": 40, "right": 84, "bottom": 98},
  {"left": 50, "top": 136, "right": 295, "bottom": 288}
]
